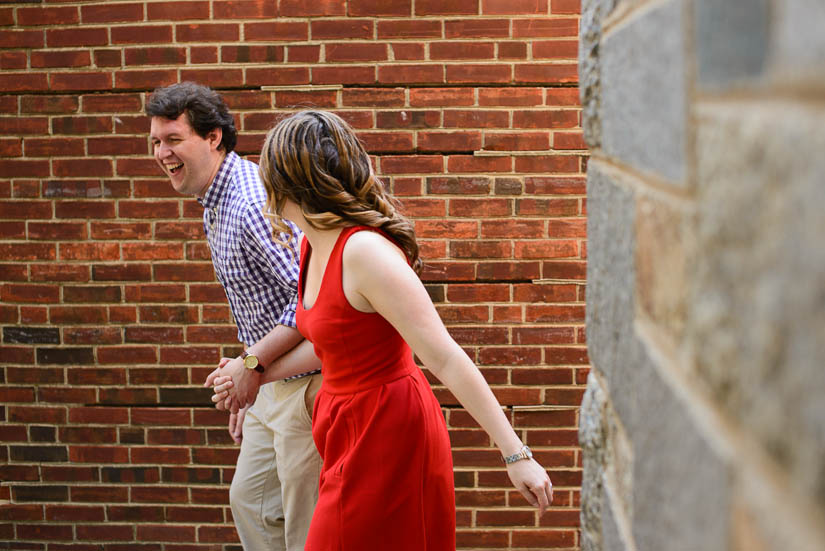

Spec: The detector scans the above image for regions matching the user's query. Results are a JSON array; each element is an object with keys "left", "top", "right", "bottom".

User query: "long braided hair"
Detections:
[{"left": 259, "top": 110, "right": 422, "bottom": 274}]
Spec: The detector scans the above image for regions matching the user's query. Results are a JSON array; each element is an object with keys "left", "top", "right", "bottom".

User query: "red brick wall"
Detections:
[{"left": 0, "top": 1, "right": 587, "bottom": 548}]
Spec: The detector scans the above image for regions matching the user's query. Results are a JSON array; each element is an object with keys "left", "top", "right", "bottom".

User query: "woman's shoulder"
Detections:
[{"left": 342, "top": 227, "right": 406, "bottom": 267}]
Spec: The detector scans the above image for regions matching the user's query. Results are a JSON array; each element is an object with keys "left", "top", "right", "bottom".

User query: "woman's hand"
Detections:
[
  {"left": 506, "top": 459, "right": 554, "bottom": 515},
  {"left": 210, "top": 375, "right": 234, "bottom": 410}
]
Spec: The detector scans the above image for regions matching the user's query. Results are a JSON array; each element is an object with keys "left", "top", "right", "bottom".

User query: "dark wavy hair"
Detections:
[
  {"left": 259, "top": 110, "right": 421, "bottom": 274},
  {"left": 145, "top": 82, "right": 237, "bottom": 153}
]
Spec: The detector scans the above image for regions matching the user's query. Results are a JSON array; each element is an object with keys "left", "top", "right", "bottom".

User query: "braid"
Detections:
[{"left": 259, "top": 111, "right": 422, "bottom": 274}]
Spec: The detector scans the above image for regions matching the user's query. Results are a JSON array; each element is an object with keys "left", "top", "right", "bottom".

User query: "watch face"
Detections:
[{"left": 243, "top": 355, "right": 258, "bottom": 369}]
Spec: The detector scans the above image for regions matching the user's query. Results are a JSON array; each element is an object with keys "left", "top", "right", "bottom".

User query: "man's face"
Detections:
[{"left": 149, "top": 113, "right": 224, "bottom": 198}]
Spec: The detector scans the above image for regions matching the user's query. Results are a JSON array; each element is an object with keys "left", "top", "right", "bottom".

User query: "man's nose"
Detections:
[{"left": 156, "top": 142, "right": 172, "bottom": 158}]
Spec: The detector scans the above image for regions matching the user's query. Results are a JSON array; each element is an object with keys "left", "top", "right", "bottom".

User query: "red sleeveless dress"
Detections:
[{"left": 298, "top": 226, "right": 456, "bottom": 551}]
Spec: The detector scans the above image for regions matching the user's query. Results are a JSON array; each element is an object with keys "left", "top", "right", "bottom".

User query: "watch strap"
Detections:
[{"left": 502, "top": 445, "right": 533, "bottom": 464}]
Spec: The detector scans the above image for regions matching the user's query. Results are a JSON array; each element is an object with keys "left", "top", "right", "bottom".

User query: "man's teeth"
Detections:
[{"left": 167, "top": 163, "right": 183, "bottom": 174}]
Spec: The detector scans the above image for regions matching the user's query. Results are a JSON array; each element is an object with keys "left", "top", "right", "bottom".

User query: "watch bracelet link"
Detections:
[{"left": 502, "top": 445, "right": 533, "bottom": 464}]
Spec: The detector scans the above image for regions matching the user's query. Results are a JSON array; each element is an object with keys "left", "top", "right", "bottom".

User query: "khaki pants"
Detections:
[{"left": 230, "top": 374, "right": 322, "bottom": 551}]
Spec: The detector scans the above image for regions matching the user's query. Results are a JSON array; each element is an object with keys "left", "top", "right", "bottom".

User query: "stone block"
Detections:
[
  {"left": 579, "top": 0, "right": 607, "bottom": 148},
  {"left": 579, "top": 371, "right": 608, "bottom": 551},
  {"left": 585, "top": 161, "right": 638, "bottom": 425},
  {"left": 635, "top": 193, "right": 688, "bottom": 342},
  {"left": 629, "top": 337, "right": 730, "bottom": 551},
  {"left": 695, "top": 0, "right": 769, "bottom": 88},
  {"left": 770, "top": 0, "right": 825, "bottom": 81},
  {"left": 732, "top": 468, "right": 825, "bottom": 551},
  {"left": 692, "top": 102, "right": 825, "bottom": 509},
  {"left": 600, "top": 0, "right": 686, "bottom": 184}
]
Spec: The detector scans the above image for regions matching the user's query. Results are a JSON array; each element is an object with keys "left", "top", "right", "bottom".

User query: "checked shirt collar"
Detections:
[{"left": 198, "top": 150, "right": 237, "bottom": 212}]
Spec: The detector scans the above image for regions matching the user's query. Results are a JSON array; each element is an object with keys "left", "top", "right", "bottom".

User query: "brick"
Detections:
[
  {"left": 124, "top": 46, "right": 187, "bottom": 65},
  {"left": 446, "top": 63, "right": 512, "bottom": 84},
  {"left": 0, "top": 72, "right": 48, "bottom": 93},
  {"left": 246, "top": 66, "right": 310, "bottom": 86},
  {"left": 377, "top": 19, "right": 441, "bottom": 39},
  {"left": 447, "top": 155, "right": 511, "bottom": 173},
  {"left": 343, "top": 88, "right": 405, "bottom": 107},
  {"left": 89, "top": 222, "right": 150, "bottom": 240},
  {"left": 357, "top": 131, "right": 414, "bottom": 153},
  {"left": 222, "top": 45, "right": 283, "bottom": 64},
  {"left": 416, "top": 0, "right": 478, "bottom": 15},
  {"left": 533, "top": 39, "right": 579, "bottom": 58},
  {"left": 552, "top": 0, "right": 580, "bottom": 14},
  {"left": 483, "top": 0, "right": 548, "bottom": 14},
  {"left": 139, "top": 305, "right": 199, "bottom": 324},
  {"left": 0, "top": 159, "right": 49, "bottom": 178},
  {"left": 2, "top": 284, "right": 59, "bottom": 304},
  {"left": 515, "top": 62, "right": 578, "bottom": 84},
  {"left": 526, "top": 304, "right": 584, "bottom": 322},
  {"left": 378, "top": 64, "right": 444, "bottom": 85},
  {"left": 17, "top": 6, "right": 79, "bottom": 26},
  {"left": 24, "top": 137, "right": 84, "bottom": 157},
  {"left": 479, "top": 87, "right": 544, "bottom": 106},
  {"left": 245, "top": 21, "right": 308, "bottom": 41},
  {"left": 70, "top": 485, "right": 129, "bottom": 502},
  {"left": 145, "top": 1, "right": 207, "bottom": 19},
  {"left": 480, "top": 219, "right": 544, "bottom": 238},
  {"left": 410, "top": 88, "right": 475, "bottom": 107},
  {"left": 545, "top": 219, "right": 586, "bottom": 238},
  {"left": 107, "top": 505, "right": 164, "bottom": 522},
  {"left": 326, "top": 42, "right": 387, "bottom": 62},
  {"left": 213, "top": 0, "right": 278, "bottom": 18},
  {"left": 31, "top": 49, "right": 91, "bottom": 69},
  {"left": 377, "top": 109, "right": 440, "bottom": 129},
  {"left": 0, "top": 51, "right": 26, "bottom": 70},
  {"left": 53, "top": 158, "right": 113, "bottom": 178},
  {"left": 445, "top": 19, "right": 510, "bottom": 39},
  {"left": 443, "top": 110, "right": 509, "bottom": 129},
  {"left": 181, "top": 68, "right": 245, "bottom": 88},
  {"left": 279, "top": 0, "right": 346, "bottom": 16},
  {"left": 46, "top": 27, "right": 108, "bottom": 48},
  {"left": 10, "top": 447, "right": 69, "bottom": 463},
  {"left": 58, "top": 243, "right": 121, "bottom": 261},
  {"left": 498, "top": 41, "right": 529, "bottom": 59},
  {"left": 524, "top": 176, "right": 585, "bottom": 195},
  {"left": 516, "top": 198, "right": 579, "bottom": 216},
  {"left": 553, "top": 131, "right": 587, "bottom": 150},
  {"left": 92, "top": 264, "right": 152, "bottom": 282},
  {"left": 124, "top": 284, "right": 187, "bottom": 303},
  {"left": 484, "top": 131, "right": 550, "bottom": 151},
  {"left": 274, "top": 89, "right": 337, "bottom": 108},
  {"left": 348, "top": 0, "right": 411, "bottom": 16},
  {"left": 513, "top": 109, "right": 579, "bottom": 128},
  {"left": 513, "top": 17, "right": 578, "bottom": 38},
  {"left": 0, "top": 199, "right": 51, "bottom": 219},
  {"left": 114, "top": 69, "right": 177, "bottom": 91},
  {"left": 418, "top": 131, "right": 482, "bottom": 152},
  {"left": 50, "top": 71, "right": 112, "bottom": 91},
  {"left": 0, "top": 29, "right": 44, "bottom": 49},
  {"left": 380, "top": 155, "right": 443, "bottom": 174},
  {"left": 81, "top": 3, "right": 142, "bottom": 22},
  {"left": 431, "top": 42, "right": 496, "bottom": 60},
  {"left": 94, "top": 48, "right": 122, "bottom": 67},
  {"left": 511, "top": 529, "right": 576, "bottom": 547},
  {"left": 286, "top": 44, "right": 321, "bottom": 63}
]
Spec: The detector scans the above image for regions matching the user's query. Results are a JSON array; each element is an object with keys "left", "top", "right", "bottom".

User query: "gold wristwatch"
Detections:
[
  {"left": 241, "top": 351, "right": 264, "bottom": 373},
  {"left": 502, "top": 445, "right": 533, "bottom": 464}
]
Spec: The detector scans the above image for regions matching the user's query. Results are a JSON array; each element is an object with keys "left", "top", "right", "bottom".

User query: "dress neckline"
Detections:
[{"left": 299, "top": 227, "right": 350, "bottom": 312}]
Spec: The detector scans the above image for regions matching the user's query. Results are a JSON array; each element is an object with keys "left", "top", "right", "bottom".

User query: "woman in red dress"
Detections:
[{"left": 211, "top": 110, "right": 553, "bottom": 550}]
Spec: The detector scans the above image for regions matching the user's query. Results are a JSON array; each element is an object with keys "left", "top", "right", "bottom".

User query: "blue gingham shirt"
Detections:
[{"left": 199, "top": 151, "right": 302, "bottom": 347}]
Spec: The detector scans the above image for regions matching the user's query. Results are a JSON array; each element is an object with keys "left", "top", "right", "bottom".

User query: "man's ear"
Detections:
[{"left": 207, "top": 127, "right": 223, "bottom": 150}]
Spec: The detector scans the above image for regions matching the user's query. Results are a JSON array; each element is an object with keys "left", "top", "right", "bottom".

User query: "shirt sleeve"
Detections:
[{"left": 242, "top": 202, "right": 302, "bottom": 329}]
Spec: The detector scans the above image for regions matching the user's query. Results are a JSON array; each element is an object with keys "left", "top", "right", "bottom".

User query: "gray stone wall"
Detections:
[{"left": 579, "top": 1, "right": 825, "bottom": 550}]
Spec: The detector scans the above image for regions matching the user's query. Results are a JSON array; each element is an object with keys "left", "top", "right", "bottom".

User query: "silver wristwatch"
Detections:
[{"left": 502, "top": 445, "right": 533, "bottom": 464}]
